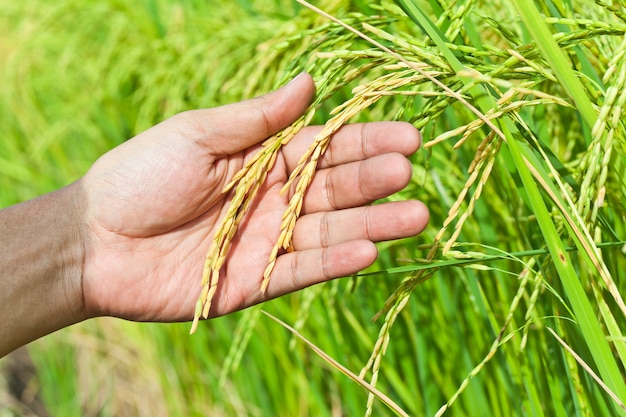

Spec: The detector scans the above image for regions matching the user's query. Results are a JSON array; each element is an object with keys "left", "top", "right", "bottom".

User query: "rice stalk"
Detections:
[
  {"left": 190, "top": 115, "right": 311, "bottom": 333},
  {"left": 519, "top": 261, "right": 542, "bottom": 350},
  {"left": 263, "top": 311, "right": 411, "bottom": 417},
  {"left": 264, "top": 70, "right": 435, "bottom": 289},
  {"left": 440, "top": 137, "right": 500, "bottom": 254},
  {"left": 547, "top": 326, "right": 626, "bottom": 412},
  {"left": 358, "top": 293, "right": 411, "bottom": 417}
]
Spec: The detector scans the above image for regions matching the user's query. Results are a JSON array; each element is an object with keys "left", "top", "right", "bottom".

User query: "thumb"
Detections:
[{"left": 184, "top": 72, "right": 315, "bottom": 156}]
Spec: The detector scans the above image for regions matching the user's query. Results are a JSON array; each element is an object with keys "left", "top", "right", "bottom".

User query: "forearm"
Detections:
[{"left": 0, "top": 182, "right": 86, "bottom": 357}]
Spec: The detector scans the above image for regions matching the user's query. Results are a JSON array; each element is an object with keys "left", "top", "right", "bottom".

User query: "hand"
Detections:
[{"left": 78, "top": 73, "right": 429, "bottom": 322}]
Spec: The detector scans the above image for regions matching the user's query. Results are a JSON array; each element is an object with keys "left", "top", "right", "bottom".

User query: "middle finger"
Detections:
[{"left": 296, "top": 152, "right": 413, "bottom": 214}]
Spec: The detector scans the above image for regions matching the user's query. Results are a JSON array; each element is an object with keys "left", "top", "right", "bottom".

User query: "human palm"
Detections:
[{"left": 78, "top": 74, "right": 429, "bottom": 323}]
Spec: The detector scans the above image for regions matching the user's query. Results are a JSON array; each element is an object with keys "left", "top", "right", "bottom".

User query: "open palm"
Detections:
[{"left": 79, "top": 73, "right": 429, "bottom": 323}]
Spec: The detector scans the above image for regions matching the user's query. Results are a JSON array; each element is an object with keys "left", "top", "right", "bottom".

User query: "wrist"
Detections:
[
  {"left": 60, "top": 180, "right": 88, "bottom": 320},
  {"left": 0, "top": 181, "right": 87, "bottom": 357}
]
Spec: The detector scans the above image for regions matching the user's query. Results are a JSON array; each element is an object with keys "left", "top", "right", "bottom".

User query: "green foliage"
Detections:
[{"left": 1, "top": 0, "right": 625, "bottom": 416}]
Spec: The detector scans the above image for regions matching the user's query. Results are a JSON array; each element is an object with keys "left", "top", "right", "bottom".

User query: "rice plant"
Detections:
[
  {"left": 275, "top": 1, "right": 626, "bottom": 415},
  {"left": 2, "top": 0, "right": 626, "bottom": 416}
]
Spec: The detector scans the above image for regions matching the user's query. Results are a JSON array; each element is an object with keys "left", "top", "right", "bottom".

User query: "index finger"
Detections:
[{"left": 282, "top": 121, "right": 421, "bottom": 172}]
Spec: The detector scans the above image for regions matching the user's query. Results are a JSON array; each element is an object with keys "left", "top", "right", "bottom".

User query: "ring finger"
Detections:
[{"left": 291, "top": 200, "right": 429, "bottom": 250}]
